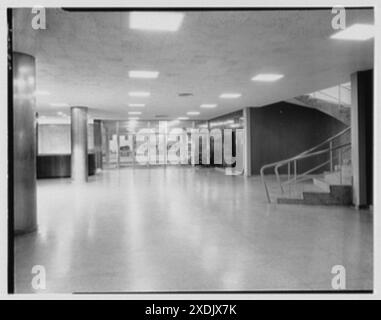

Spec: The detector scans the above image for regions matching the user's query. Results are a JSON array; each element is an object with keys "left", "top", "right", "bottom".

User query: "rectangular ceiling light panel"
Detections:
[
  {"left": 129, "top": 70, "right": 159, "bottom": 79},
  {"left": 219, "top": 93, "right": 241, "bottom": 99},
  {"left": 200, "top": 104, "right": 217, "bottom": 108},
  {"left": 330, "top": 24, "right": 374, "bottom": 40},
  {"left": 129, "top": 12, "right": 184, "bottom": 32},
  {"left": 251, "top": 74, "right": 284, "bottom": 82},
  {"left": 128, "top": 92, "right": 150, "bottom": 97},
  {"left": 187, "top": 111, "right": 200, "bottom": 115}
]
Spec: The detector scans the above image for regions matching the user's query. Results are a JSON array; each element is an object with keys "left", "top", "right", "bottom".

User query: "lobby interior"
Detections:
[{"left": 11, "top": 8, "right": 374, "bottom": 293}]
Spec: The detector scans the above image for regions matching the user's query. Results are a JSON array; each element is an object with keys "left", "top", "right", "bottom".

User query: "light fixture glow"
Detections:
[
  {"left": 128, "top": 117, "right": 140, "bottom": 120},
  {"left": 128, "top": 111, "right": 142, "bottom": 115},
  {"left": 129, "top": 70, "right": 159, "bottom": 79},
  {"left": 128, "top": 103, "right": 145, "bottom": 107},
  {"left": 128, "top": 91, "right": 150, "bottom": 97},
  {"left": 187, "top": 111, "right": 200, "bottom": 116},
  {"left": 219, "top": 93, "right": 241, "bottom": 99},
  {"left": 200, "top": 104, "right": 217, "bottom": 108},
  {"left": 129, "top": 12, "right": 184, "bottom": 32},
  {"left": 330, "top": 24, "right": 374, "bottom": 41},
  {"left": 177, "top": 117, "right": 189, "bottom": 120},
  {"left": 210, "top": 119, "right": 234, "bottom": 127},
  {"left": 251, "top": 74, "right": 284, "bottom": 82}
]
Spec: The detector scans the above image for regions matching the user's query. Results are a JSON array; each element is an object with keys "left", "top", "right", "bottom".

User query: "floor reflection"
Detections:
[{"left": 15, "top": 167, "right": 373, "bottom": 293}]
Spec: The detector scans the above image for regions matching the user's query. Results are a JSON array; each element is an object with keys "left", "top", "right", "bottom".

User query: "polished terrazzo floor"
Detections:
[{"left": 15, "top": 166, "right": 373, "bottom": 293}]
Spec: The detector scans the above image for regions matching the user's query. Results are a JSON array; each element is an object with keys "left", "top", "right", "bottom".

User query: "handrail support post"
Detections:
[
  {"left": 329, "top": 141, "right": 333, "bottom": 172},
  {"left": 259, "top": 127, "right": 350, "bottom": 204}
]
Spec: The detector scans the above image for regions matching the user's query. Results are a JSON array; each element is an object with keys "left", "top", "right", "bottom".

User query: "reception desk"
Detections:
[{"left": 37, "top": 153, "right": 96, "bottom": 179}]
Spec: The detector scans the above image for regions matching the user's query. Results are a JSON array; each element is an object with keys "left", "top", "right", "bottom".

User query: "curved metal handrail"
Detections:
[
  {"left": 281, "top": 146, "right": 351, "bottom": 188},
  {"left": 260, "top": 127, "right": 351, "bottom": 203}
]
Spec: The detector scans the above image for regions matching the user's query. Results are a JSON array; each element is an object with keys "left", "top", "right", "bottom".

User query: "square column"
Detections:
[{"left": 350, "top": 70, "right": 373, "bottom": 208}]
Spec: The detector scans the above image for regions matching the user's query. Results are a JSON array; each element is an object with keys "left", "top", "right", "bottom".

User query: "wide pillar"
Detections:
[
  {"left": 93, "top": 119, "right": 103, "bottom": 172},
  {"left": 243, "top": 107, "right": 253, "bottom": 176},
  {"left": 71, "top": 106, "right": 88, "bottom": 183},
  {"left": 13, "top": 52, "right": 37, "bottom": 234},
  {"left": 350, "top": 70, "right": 373, "bottom": 208}
]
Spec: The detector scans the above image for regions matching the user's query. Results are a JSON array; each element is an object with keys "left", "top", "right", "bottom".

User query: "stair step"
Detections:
[
  {"left": 302, "top": 191, "right": 341, "bottom": 205},
  {"left": 276, "top": 184, "right": 353, "bottom": 206},
  {"left": 313, "top": 178, "right": 330, "bottom": 192},
  {"left": 277, "top": 194, "right": 347, "bottom": 206},
  {"left": 277, "top": 196, "right": 342, "bottom": 205},
  {"left": 329, "top": 185, "right": 352, "bottom": 205},
  {"left": 324, "top": 171, "right": 352, "bottom": 185},
  {"left": 303, "top": 191, "right": 330, "bottom": 200},
  {"left": 277, "top": 198, "right": 306, "bottom": 205}
]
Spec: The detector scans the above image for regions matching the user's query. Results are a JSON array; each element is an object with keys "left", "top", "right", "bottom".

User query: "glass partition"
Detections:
[{"left": 102, "top": 116, "right": 244, "bottom": 168}]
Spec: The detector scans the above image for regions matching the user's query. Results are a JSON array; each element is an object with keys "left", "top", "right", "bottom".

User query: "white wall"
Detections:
[{"left": 38, "top": 124, "right": 94, "bottom": 154}]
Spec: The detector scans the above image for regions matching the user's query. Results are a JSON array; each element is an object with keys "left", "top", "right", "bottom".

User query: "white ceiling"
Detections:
[{"left": 13, "top": 8, "right": 374, "bottom": 120}]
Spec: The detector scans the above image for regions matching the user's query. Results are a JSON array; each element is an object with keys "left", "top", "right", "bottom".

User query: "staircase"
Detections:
[
  {"left": 290, "top": 95, "right": 351, "bottom": 126},
  {"left": 288, "top": 82, "right": 351, "bottom": 126},
  {"left": 260, "top": 127, "right": 352, "bottom": 206},
  {"left": 277, "top": 164, "right": 352, "bottom": 205}
]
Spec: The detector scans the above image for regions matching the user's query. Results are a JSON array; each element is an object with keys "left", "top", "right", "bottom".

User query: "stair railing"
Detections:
[{"left": 260, "top": 127, "right": 351, "bottom": 203}]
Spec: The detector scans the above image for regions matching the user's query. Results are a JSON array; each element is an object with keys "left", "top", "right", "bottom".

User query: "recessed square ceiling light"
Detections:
[
  {"left": 128, "top": 91, "right": 150, "bottom": 97},
  {"left": 251, "top": 74, "right": 284, "bottom": 82},
  {"left": 128, "top": 103, "right": 145, "bottom": 107},
  {"left": 128, "top": 111, "right": 142, "bottom": 115},
  {"left": 129, "top": 70, "right": 159, "bottom": 79},
  {"left": 129, "top": 12, "right": 184, "bottom": 32},
  {"left": 178, "top": 117, "right": 189, "bottom": 120},
  {"left": 187, "top": 111, "right": 200, "bottom": 116},
  {"left": 219, "top": 93, "right": 241, "bottom": 99},
  {"left": 200, "top": 104, "right": 217, "bottom": 108},
  {"left": 330, "top": 24, "right": 374, "bottom": 41}
]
